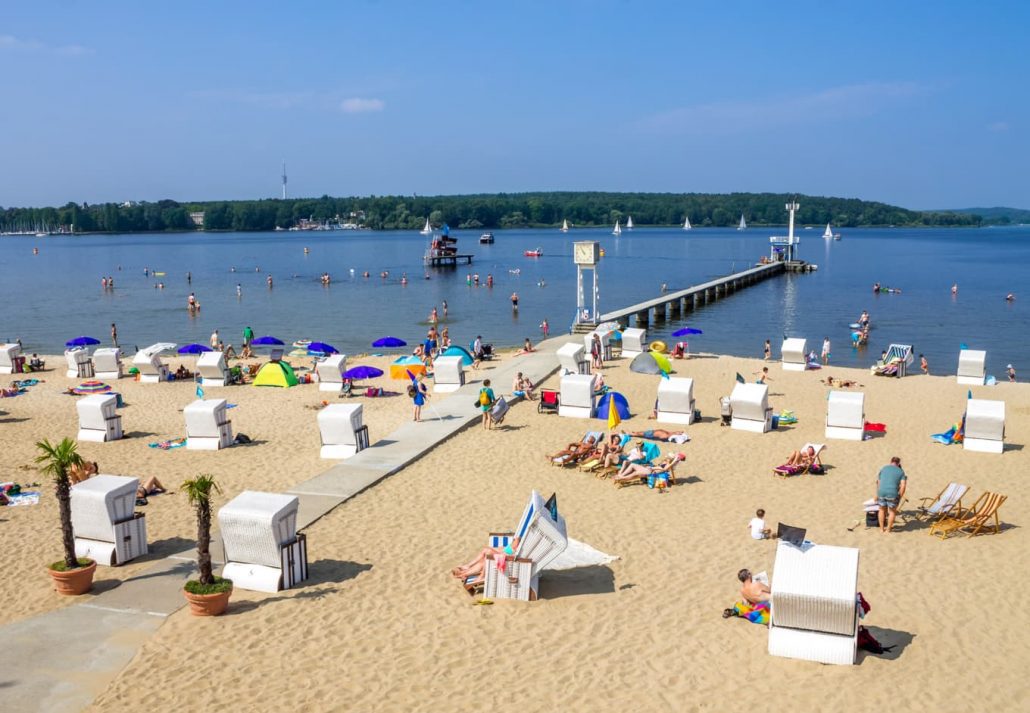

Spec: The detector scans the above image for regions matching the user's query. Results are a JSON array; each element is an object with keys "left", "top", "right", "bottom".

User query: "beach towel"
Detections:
[
  {"left": 148, "top": 437, "right": 187, "bottom": 450},
  {"left": 731, "top": 600, "right": 770, "bottom": 625},
  {"left": 864, "top": 421, "right": 886, "bottom": 432},
  {"left": 5, "top": 492, "right": 41, "bottom": 506},
  {"left": 774, "top": 464, "right": 806, "bottom": 476}
]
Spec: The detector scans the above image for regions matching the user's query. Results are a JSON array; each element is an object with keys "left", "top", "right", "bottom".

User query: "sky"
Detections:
[{"left": 1, "top": 0, "right": 1027, "bottom": 210}]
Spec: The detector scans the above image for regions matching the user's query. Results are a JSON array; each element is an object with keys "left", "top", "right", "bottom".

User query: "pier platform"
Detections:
[{"left": 424, "top": 254, "right": 473, "bottom": 267}]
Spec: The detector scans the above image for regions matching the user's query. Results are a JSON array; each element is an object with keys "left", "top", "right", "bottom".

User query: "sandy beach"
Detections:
[{"left": 3, "top": 345, "right": 1027, "bottom": 711}]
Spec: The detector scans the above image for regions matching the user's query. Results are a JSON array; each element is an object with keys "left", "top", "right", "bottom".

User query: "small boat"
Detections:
[
  {"left": 524, "top": 248, "right": 543, "bottom": 257},
  {"left": 419, "top": 218, "right": 432, "bottom": 235},
  {"left": 737, "top": 214, "right": 747, "bottom": 230},
  {"left": 613, "top": 220, "right": 622, "bottom": 236},
  {"left": 561, "top": 219, "right": 569, "bottom": 233},
  {"left": 626, "top": 216, "right": 634, "bottom": 230},
  {"left": 834, "top": 234, "right": 842, "bottom": 241},
  {"left": 479, "top": 232, "right": 494, "bottom": 244},
  {"left": 683, "top": 216, "right": 691, "bottom": 230}
]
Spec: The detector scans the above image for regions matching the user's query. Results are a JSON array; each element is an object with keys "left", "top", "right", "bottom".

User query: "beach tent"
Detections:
[
  {"left": 390, "top": 355, "right": 426, "bottom": 380},
  {"left": 441, "top": 345, "right": 474, "bottom": 366},
  {"left": 253, "top": 360, "right": 299, "bottom": 388}
]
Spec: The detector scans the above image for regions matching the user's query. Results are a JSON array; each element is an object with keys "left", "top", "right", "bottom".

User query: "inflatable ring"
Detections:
[
  {"left": 650, "top": 340, "right": 667, "bottom": 354},
  {"left": 293, "top": 339, "right": 312, "bottom": 349}
]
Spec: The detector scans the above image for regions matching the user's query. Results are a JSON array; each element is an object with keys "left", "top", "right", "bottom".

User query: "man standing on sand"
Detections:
[{"left": 876, "top": 456, "right": 907, "bottom": 534}]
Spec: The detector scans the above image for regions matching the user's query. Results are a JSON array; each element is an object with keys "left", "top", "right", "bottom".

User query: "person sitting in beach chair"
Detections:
[
  {"left": 773, "top": 444, "right": 825, "bottom": 476},
  {"left": 626, "top": 428, "right": 690, "bottom": 444},
  {"left": 28, "top": 354, "right": 46, "bottom": 372},
  {"left": 578, "top": 433, "right": 623, "bottom": 472},
  {"left": 612, "top": 452, "right": 685, "bottom": 490},
  {"left": 451, "top": 536, "right": 521, "bottom": 591},
  {"left": 69, "top": 460, "right": 99, "bottom": 485},
  {"left": 547, "top": 434, "right": 599, "bottom": 466}
]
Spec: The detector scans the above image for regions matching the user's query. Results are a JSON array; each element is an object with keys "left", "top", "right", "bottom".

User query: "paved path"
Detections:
[{"left": 0, "top": 338, "right": 569, "bottom": 712}]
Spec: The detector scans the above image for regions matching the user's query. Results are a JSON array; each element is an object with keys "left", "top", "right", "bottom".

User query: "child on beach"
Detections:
[
  {"left": 753, "top": 367, "right": 771, "bottom": 384},
  {"left": 749, "top": 509, "right": 773, "bottom": 540}
]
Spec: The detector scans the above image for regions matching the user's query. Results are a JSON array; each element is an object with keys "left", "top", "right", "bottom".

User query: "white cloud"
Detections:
[
  {"left": 987, "top": 121, "right": 1009, "bottom": 132},
  {"left": 340, "top": 97, "right": 384, "bottom": 114},
  {"left": 637, "top": 82, "right": 924, "bottom": 135},
  {"left": 0, "top": 34, "right": 93, "bottom": 56}
]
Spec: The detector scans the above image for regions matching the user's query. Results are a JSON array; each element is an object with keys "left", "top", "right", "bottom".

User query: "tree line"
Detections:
[{"left": 1, "top": 192, "right": 982, "bottom": 233}]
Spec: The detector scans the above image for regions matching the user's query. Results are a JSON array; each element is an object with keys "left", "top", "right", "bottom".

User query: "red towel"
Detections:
[{"left": 864, "top": 422, "right": 886, "bottom": 432}]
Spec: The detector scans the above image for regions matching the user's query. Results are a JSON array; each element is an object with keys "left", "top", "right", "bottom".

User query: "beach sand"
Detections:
[{"left": 4, "top": 347, "right": 1027, "bottom": 711}]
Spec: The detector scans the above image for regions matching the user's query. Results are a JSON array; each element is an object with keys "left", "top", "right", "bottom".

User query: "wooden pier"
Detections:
[
  {"left": 592, "top": 261, "right": 785, "bottom": 328},
  {"left": 424, "top": 254, "right": 473, "bottom": 267}
]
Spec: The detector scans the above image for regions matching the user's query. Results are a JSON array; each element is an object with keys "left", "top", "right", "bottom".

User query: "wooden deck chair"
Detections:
[
  {"left": 930, "top": 492, "right": 1007, "bottom": 539},
  {"left": 914, "top": 483, "right": 968, "bottom": 522}
]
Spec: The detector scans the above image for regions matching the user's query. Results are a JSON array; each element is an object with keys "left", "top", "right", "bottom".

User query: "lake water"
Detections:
[{"left": 1, "top": 225, "right": 1027, "bottom": 376}]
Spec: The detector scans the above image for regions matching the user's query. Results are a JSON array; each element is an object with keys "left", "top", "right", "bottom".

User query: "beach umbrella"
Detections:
[
  {"left": 251, "top": 335, "right": 285, "bottom": 346},
  {"left": 372, "top": 336, "right": 407, "bottom": 348},
  {"left": 595, "top": 391, "right": 630, "bottom": 423},
  {"left": 177, "top": 343, "right": 213, "bottom": 355},
  {"left": 630, "top": 351, "right": 671, "bottom": 377},
  {"left": 66, "top": 336, "right": 100, "bottom": 348},
  {"left": 343, "top": 365, "right": 383, "bottom": 380},
  {"left": 72, "top": 380, "right": 111, "bottom": 394},
  {"left": 672, "top": 327, "right": 703, "bottom": 337},
  {"left": 307, "top": 341, "right": 339, "bottom": 355}
]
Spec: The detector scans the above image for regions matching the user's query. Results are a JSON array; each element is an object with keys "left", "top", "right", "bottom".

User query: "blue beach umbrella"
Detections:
[
  {"left": 178, "top": 343, "right": 213, "bottom": 355},
  {"left": 66, "top": 336, "right": 100, "bottom": 348},
  {"left": 251, "top": 335, "right": 285, "bottom": 346},
  {"left": 672, "top": 327, "right": 703, "bottom": 337},
  {"left": 373, "top": 336, "right": 407, "bottom": 348},
  {"left": 343, "top": 365, "right": 383, "bottom": 380},
  {"left": 595, "top": 391, "right": 631, "bottom": 421},
  {"left": 307, "top": 341, "right": 339, "bottom": 355}
]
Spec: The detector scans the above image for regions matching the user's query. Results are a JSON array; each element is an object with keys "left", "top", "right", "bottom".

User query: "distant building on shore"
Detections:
[{"left": 190, "top": 211, "right": 205, "bottom": 228}]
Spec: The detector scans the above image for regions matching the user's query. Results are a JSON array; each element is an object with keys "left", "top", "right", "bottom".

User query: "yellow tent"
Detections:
[{"left": 253, "top": 360, "right": 299, "bottom": 388}]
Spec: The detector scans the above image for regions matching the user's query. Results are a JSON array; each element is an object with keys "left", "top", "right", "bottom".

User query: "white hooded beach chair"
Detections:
[
  {"left": 65, "top": 349, "right": 94, "bottom": 378},
  {"left": 432, "top": 355, "right": 465, "bottom": 393},
  {"left": 92, "top": 348, "right": 123, "bottom": 380},
  {"left": 558, "top": 373, "right": 596, "bottom": 418},
  {"left": 197, "top": 351, "right": 230, "bottom": 387},
  {"left": 318, "top": 403, "right": 369, "bottom": 459},
  {"left": 656, "top": 377, "right": 696, "bottom": 424},
  {"left": 184, "top": 398, "right": 233, "bottom": 450},
  {"left": 557, "top": 342, "right": 589, "bottom": 375},
  {"left": 483, "top": 491, "right": 568, "bottom": 601},
  {"left": 964, "top": 398, "right": 1005, "bottom": 454},
  {"left": 0, "top": 343, "right": 22, "bottom": 374},
  {"left": 781, "top": 338, "right": 807, "bottom": 371},
  {"left": 71, "top": 474, "right": 147, "bottom": 566},
  {"left": 730, "top": 382, "right": 773, "bottom": 433},
  {"left": 825, "top": 391, "right": 865, "bottom": 441},
  {"left": 76, "top": 393, "right": 123, "bottom": 442},
  {"left": 768, "top": 541, "right": 860, "bottom": 666},
  {"left": 133, "top": 343, "right": 175, "bottom": 383},
  {"left": 620, "top": 327, "right": 646, "bottom": 358},
  {"left": 315, "top": 354, "right": 347, "bottom": 392},
  {"left": 956, "top": 349, "right": 987, "bottom": 386},
  {"left": 219, "top": 491, "right": 308, "bottom": 593}
]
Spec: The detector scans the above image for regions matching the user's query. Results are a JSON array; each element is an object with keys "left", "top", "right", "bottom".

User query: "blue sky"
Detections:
[{"left": 1, "top": 1, "right": 1027, "bottom": 209}]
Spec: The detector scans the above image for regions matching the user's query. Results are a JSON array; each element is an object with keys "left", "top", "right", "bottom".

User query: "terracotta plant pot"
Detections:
[
  {"left": 47, "top": 560, "right": 97, "bottom": 596},
  {"left": 183, "top": 587, "right": 233, "bottom": 616}
]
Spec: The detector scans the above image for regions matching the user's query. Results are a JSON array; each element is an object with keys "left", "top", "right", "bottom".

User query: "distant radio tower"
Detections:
[{"left": 281, "top": 160, "right": 287, "bottom": 200}]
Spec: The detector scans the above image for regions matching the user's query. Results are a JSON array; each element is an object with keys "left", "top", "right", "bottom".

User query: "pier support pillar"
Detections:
[
  {"left": 635, "top": 310, "right": 649, "bottom": 326},
  {"left": 653, "top": 304, "right": 666, "bottom": 323},
  {"left": 669, "top": 299, "right": 681, "bottom": 319}
]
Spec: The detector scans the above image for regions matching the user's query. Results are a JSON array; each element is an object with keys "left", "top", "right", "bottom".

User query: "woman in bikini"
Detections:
[{"left": 612, "top": 453, "right": 685, "bottom": 487}]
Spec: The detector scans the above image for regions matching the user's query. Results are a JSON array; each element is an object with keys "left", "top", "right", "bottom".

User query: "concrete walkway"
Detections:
[{"left": 0, "top": 337, "right": 569, "bottom": 712}]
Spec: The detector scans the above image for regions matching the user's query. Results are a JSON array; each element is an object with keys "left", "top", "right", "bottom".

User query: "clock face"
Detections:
[{"left": 574, "top": 242, "right": 597, "bottom": 265}]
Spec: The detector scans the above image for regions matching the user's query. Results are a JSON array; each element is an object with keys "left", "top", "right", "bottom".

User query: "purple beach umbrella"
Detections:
[
  {"left": 178, "top": 343, "right": 213, "bottom": 355},
  {"left": 372, "top": 336, "right": 407, "bottom": 348},
  {"left": 66, "top": 336, "right": 101, "bottom": 348},
  {"left": 343, "top": 365, "right": 384, "bottom": 380},
  {"left": 251, "top": 335, "right": 285, "bottom": 346},
  {"left": 672, "top": 328, "right": 703, "bottom": 337},
  {"left": 307, "top": 341, "right": 339, "bottom": 355}
]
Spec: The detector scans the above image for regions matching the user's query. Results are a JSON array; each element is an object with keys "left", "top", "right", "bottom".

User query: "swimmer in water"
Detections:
[
  {"left": 1006, "top": 293, "right": 1015, "bottom": 301},
  {"left": 951, "top": 283, "right": 958, "bottom": 295}
]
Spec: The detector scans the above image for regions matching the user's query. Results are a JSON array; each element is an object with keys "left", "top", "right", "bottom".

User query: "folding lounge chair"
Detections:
[
  {"left": 608, "top": 441, "right": 662, "bottom": 485},
  {"left": 930, "top": 492, "right": 1007, "bottom": 539},
  {"left": 550, "top": 431, "right": 602, "bottom": 467},
  {"left": 537, "top": 388, "right": 560, "bottom": 414},
  {"left": 914, "top": 483, "right": 968, "bottom": 522},
  {"left": 773, "top": 443, "right": 825, "bottom": 478}
]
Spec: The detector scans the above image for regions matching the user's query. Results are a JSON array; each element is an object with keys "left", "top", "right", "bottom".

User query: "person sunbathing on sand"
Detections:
[
  {"left": 626, "top": 428, "right": 690, "bottom": 444},
  {"left": 822, "top": 375, "right": 861, "bottom": 388},
  {"left": 612, "top": 453, "right": 684, "bottom": 486},
  {"left": 451, "top": 536, "right": 521, "bottom": 585},
  {"left": 784, "top": 445, "right": 820, "bottom": 468}
]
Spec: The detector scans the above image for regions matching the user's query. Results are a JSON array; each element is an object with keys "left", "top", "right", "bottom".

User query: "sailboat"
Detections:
[
  {"left": 737, "top": 214, "right": 747, "bottom": 231},
  {"left": 626, "top": 216, "right": 634, "bottom": 230},
  {"left": 419, "top": 218, "right": 432, "bottom": 235},
  {"left": 683, "top": 216, "right": 692, "bottom": 230},
  {"left": 823, "top": 223, "right": 833, "bottom": 239},
  {"left": 612, "top": 220, "right": 622, "bottom": 236},
  {"left": 561, "top": 219, "right": 569, "bottom": 233}
]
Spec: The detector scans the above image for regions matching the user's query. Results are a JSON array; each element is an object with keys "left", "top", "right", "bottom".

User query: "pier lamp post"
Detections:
[{"left": 573, "top": 241, "right": 600, "bottom": 326}]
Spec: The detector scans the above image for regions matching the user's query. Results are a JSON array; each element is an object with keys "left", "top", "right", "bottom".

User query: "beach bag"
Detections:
[
  {"left": 857, "top": 625, "right": 894, "bottom": 654},
  {"left": 479, "top": 389, "right": 491, "bottom": 406},
  {"left": 407, "top": 384, "right": 417, "bottom": 398}
]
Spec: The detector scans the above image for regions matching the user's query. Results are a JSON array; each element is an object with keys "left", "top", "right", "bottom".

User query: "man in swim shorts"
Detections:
[
  {"left": 627, "top": 428, "right": 689, "bottom": 444},
  {"left": 876, "top": 456, "right": 907, "bottom": 534}
]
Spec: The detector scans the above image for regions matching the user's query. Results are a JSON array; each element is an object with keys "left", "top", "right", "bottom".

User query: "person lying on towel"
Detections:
[
  {"left": 626, "top": 428, "right": 690, "bottom": 444},
  {"left": 723, "top": 569, "right": 771, "bottom": 623}
]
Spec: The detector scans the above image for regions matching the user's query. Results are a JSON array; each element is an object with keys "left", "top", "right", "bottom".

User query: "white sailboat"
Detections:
[
  {"left": 737, "top": 214, "right": 747, "bottom": 230},
  {"left": 561, "top": 219, "right": 569, "bottom": 233},
  {"left": 419, "top": 218, "right": 432, "bottom": 235},
  {"left": 612, "top": 220, "right": 622, "bottom": 236},
  {"left": 626, "top": 216, "right": 634, "bottom": 230},
  {"left": 683, "top": 216, "right": 692, "bottom": 230},
  {"left": 823, "top": 223, "right": 833, "bottom": 239}
]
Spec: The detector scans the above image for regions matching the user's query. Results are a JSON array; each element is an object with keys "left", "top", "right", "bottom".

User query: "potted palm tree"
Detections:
[
  {"left": 181, "top": 474, "right": 233, "bottom": 615},
  {"left": 36, "top": 437, "right": 96, "bottom": 595}
]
